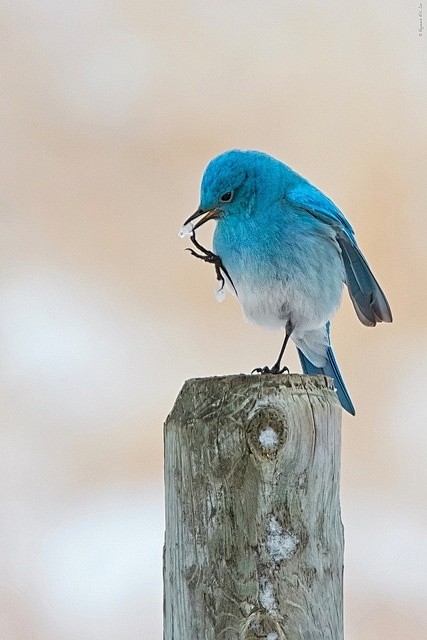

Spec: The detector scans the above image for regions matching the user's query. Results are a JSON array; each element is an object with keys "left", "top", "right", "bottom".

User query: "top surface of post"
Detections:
[
  {"left": 185, "top": 372, "right": 335, "bottom": 392},
  {"left": 169, "top": 373, "right": 340, "bottom": 419}
]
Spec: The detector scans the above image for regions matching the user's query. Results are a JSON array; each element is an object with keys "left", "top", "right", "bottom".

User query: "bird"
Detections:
[{"left": 180, "top": 149, "right": 392, "bottom": 415}]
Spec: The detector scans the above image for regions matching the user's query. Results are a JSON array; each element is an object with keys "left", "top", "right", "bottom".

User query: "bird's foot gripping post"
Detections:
[
  {"left": 163, "top": 374, "right": 344, "bottom": 640},
  {"left": 251, "top": 364, "right": 290, "bottom": 375}
]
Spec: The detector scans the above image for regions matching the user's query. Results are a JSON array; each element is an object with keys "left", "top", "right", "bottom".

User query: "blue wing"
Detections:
[
  {"left": 287, "top": 183, "right": 355, "bottom": 238},
  {"left": 287, "top": 182, "right": 392, "bottom": 326}
]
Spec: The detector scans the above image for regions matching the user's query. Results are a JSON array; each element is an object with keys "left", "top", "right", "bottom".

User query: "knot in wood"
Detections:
[
  {"left": 240, "top": 612, "right": 286, "bottom": 639},
  {"left": 247, "top": 407, "right": 286, "bottom": 460}
]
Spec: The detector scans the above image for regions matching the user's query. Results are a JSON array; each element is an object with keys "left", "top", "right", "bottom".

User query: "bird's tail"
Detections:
[
  {"left": 297, "top": 330, "right": 355, "bottom": 416},
  {"left": 340, "top": 237, "right": 392, "bottom": 327}
]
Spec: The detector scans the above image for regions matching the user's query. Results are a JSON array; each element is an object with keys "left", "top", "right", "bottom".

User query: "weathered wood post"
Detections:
[{"left": 164, "top": 374, "right": 344, "bottom": 640}]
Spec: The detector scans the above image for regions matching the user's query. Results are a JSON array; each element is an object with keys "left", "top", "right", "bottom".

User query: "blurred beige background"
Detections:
[{"left": 1, "top": 1, "right": 426, "bottom": 638}]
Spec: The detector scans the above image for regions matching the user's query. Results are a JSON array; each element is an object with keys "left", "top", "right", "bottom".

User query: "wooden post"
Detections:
[{"left": 163, "top": 374, "right": 344, "bottom": 640}]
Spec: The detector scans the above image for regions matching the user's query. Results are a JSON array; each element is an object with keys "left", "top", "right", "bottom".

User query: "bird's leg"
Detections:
[
  {"left": 186, "top": 232, "right": 238, "bottom": 295},
  {"left": 252, "top": 322, "right": 293, "bottom": 375}
]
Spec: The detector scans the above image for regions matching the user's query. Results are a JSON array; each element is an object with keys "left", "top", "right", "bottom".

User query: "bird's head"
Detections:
[{"left": 181, "top": 149, "right": 284, "bottom": 233}]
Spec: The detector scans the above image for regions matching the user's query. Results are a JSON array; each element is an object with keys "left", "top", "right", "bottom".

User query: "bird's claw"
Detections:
[
  {"left": 185, "top": 247, "right": 217, "bottom": 263},
  {"left": 186, "top": 233, "right": 238, "bottom": 296},
  {"left": 251, "top": 366, "right": 270, "bottom": 374},
  {"left": 251, "top": 365, "right": 290, "bottom": 375}
]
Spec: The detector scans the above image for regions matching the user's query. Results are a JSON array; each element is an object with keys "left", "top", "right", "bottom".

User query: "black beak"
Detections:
[{"left": 183, "top": 207, "right": 220, "bottom": 232}]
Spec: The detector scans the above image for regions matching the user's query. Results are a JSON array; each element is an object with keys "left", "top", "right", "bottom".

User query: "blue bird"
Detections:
[{"left": 181, "top": 150, "right": 392, "bottom": 415}]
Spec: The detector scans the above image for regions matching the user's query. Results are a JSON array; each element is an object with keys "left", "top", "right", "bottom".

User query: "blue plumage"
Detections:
[{"left": 181, "top": 150, "right": 392, "bottom": 415}]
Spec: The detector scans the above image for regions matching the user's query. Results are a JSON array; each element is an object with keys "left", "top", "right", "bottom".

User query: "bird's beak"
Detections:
[{"left": 183, "top": 207, "right": 220, "bottom": 232}]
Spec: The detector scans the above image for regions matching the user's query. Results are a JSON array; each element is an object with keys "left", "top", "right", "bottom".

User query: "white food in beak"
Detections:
[{"left": 178, "top": 222, "right": 194, "bottom": 238}]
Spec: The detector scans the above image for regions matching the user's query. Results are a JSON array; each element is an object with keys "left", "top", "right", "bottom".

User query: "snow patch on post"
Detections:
[
  {"left": 259, "top": 426, "right": 279, "bottom": 450},
  {"left": 259, "top": 575, "right": 277, "bottom": 613},
  {"left": 267, "top": 516, "right": 298, "bottom": 562}
]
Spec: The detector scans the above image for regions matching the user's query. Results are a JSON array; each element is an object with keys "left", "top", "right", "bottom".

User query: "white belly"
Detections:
[{"left": 227, "top": 254, "right": 344, "bottom": 337}]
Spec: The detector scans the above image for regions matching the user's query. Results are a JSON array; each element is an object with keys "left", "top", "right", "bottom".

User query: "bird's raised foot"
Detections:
[
  {"left": 185, "top": 247, "right": 218, "bottom": 264},
  {"left": 186, "top": 232, "right": 238, "bottom": 296},
  {"left": 251, "top": 365, "right": 290, "bottom": 375}
]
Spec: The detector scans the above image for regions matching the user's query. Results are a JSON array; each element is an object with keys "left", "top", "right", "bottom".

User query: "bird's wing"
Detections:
[
  {"left": 287, "top": 182, "right": 392, "bottom": 326},
  {"left": 287, "top": 182, "right": 355, "bottom": 239}
]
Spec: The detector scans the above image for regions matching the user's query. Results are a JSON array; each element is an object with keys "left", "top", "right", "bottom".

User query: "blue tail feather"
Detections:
[
  {"left": 297, "top": 343, "right": 355, "bottom": 416},
  {"left": 340, "top": 237, "right": 392, "bottom": 327}
]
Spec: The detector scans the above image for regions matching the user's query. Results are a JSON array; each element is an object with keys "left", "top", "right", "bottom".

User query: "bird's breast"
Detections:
[{"left": 213, "top": 214, "right": 344, "bottom": 331}]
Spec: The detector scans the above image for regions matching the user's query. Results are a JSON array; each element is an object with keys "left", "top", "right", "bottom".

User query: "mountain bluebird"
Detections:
[{"left": 180, "top": 150, "right": 392, "bottom": 415}]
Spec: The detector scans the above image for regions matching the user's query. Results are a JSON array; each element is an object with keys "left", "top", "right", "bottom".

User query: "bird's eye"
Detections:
[{"left": 220, "top": 191, "right": 233, "bottom": 203}]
